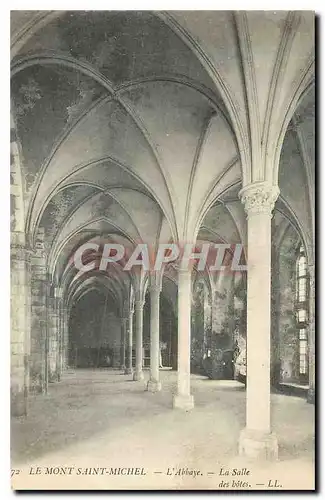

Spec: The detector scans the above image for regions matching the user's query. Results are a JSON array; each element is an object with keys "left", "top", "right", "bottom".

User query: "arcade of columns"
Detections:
[
  {"left": 10, "top": 10, "right": 315, "bottom": 463},
  {"left": 11, "top": 175, "right": 315, "bottom": 461}
]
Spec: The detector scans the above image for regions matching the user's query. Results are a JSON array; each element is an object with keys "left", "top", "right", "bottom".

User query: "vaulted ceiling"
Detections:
[{"left": 11, "top": 10, "right": 315, "bottom": 304}]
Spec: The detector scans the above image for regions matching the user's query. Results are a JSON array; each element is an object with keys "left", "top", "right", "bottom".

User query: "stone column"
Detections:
[
  {"left": 307, "top": 263, "right": 315, "bottom": 404},
  {"left": 147, "top": 282, "right": 162, "bottom": 392},
  {"left": 133, "top": 295, "right": 145, "bottom": 381},
  {"left": 125, "top": 305, "right": 134, "bottom": 375},
  {"left": 11, "top": 234, "right": 30, "bottom": 416},
  {"left": 47, "top": 289, "right": 59, "bottom": 383},
  {"left": 173, "top": 269, "right": 194, "bottom": 410},
  {"left": 47, "top": 286, "right": 62, "bottom": 382},
  {"left": 238, "top": 182, "right": 279, "bottom": 459},
  {"left": 203, "top": 282, "right": 211, "bottom": 348},
  {"left": 47, "top": 287, "right": 63, "bottom": 383},
  {"left": 120, "top": 316, "right": 127, "bottom": 371},
  {"left": 55, "top": 290, "right": 63, "bottom": 381},
  {"left": 61, "top": 304, "right": 69, "bottom": 370},
  {"left": 30, "top": 228, "right": 48, "bottom": 394}
]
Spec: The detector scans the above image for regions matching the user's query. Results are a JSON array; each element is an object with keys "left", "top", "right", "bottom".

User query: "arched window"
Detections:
[{"left": 295, "top": 245, "right": 309, "bottom": 382}]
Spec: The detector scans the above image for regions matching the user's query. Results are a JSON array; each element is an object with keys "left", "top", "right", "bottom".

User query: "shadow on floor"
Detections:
[{"left": 11, "top": 369, "right": 314, "bottom": 469}]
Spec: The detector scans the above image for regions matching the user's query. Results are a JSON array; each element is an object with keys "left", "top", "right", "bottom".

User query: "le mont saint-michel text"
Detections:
[{"left": 28, "top": 466, "right": 251, "bottom": 478}]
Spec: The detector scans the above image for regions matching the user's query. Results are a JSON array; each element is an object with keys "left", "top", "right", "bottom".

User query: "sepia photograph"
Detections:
[{"left": 10, "top": 9, "right": 315, "bottom": 491}]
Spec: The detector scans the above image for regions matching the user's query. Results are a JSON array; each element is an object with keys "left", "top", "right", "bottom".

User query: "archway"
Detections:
[{"left": 68, "top": 288, "right": 121, "bottom": 369}]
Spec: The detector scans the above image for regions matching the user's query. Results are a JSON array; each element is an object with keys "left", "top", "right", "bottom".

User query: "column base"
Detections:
[
  {"left": 239, "top": 428, "right": 278, "bottom": 460},
  {"left": 124, "top": 367, "right": 133, "bottom": 375},
  {"left": 119, "top": 365, "right": 126, "bottom": 372},
  {"left": 307, "top": 388, "right": 315, "bottom": 404},
  {"left": 146, "top": 379, "right": 162, "bottom": 392},
  {"left": 133, "top": 370, "right": 144, "bottom": 381},
  {"left": 173, "top": 393, "right": 194, "bottom": 410}
]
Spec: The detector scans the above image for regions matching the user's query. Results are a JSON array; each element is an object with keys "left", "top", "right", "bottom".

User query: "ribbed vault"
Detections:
[{"left": 11, "top": 10, "right": 315, "bottom": 315}]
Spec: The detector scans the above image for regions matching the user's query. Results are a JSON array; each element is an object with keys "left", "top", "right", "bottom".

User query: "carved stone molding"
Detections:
[
  {"left": 122, "top": 303, "right": 129, "bottom": 318},
  {"left": 149, "top": 282, "right": 162, "bottom": 295},
  {"left": 11, "top": 230, "right": 25, "bottom": 247},
  {"left": 239, "top": 182, "right": 280, "bottom": 217},
  {"left": 149, "top": 269, "right": 163, "bottom": 294},
  {"left": 135, "top": 299, "right": 145, "bottom": 311},
  {"left": 54, "top": 287, "right": 63, "bottom": 299},
  {"left": 177, "top": 266, "right": 192, "bottom": 276},
  {"left": 11, "top": 235, "right": 31, "bottom": 264}
]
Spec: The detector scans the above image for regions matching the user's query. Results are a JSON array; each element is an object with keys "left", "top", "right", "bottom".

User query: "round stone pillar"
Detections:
[
  {"left": 173, "top": 269, "right": 194, "bottom": 410},
  {"left": 120, "top": 316, "right": 127, "bottom": 371},
  {"left": 238, "top": 182, "right": 279, "bottom": 460},
  {"left": 147, "top": 282, "right": 162, "bottom": 392},
  {"left": 125, "top": 305, "right": 134, "bottom": 375},
  {"left": 11, "top": 235, "right": 30, "bottom": 417},
  {"left": 55, "top": 289, "right": 63, "bottom": 381},
  {"left": 133, "top": 296, "right": 145, "bottom": 381},
  {"left": 62, "top": 306, "right": 69, "bottom": 370},
  {"left": 30, "top": 231, "right": 48, "bottom": 394},
  {"left": 47, "top": 287, "right": 60, "bottom": 384}
]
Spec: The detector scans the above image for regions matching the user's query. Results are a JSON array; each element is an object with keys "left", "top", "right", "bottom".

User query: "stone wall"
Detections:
[
  {"left": 273, "top": 231, "right": 300, "bottom": 384},
  {"left": 69, "top": 291, "right": 122, "bottom": 367}
]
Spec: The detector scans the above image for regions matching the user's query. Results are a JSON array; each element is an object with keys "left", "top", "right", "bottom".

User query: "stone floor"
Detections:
[{"left": 11, "top": 369, "right": 315, "bottom": 490}]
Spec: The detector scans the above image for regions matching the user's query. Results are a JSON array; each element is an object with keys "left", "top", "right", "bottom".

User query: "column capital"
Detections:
[
  {"left": 122, "top": 303, "right": 129, "bottom": 318},
  {"left": 178, "top": 267, "right": 192, "bottom": 277},
  {"left": 11, "top": 242, "right": 31, "bottom": 263},
  {"left": 149, "top": 282, "right": 162, "bottom": 295},
  {"left": 135, "top": 298, "right": 145, "bottom": 311},
  {"left": 149, "top": 269, "right": 163, "bottom": 287},
  {"left": 239, "top": 182, "right": 280, "bottom": 217},
  {"left": 54, "top": 288, "right": 63, "bottom": 299}
]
